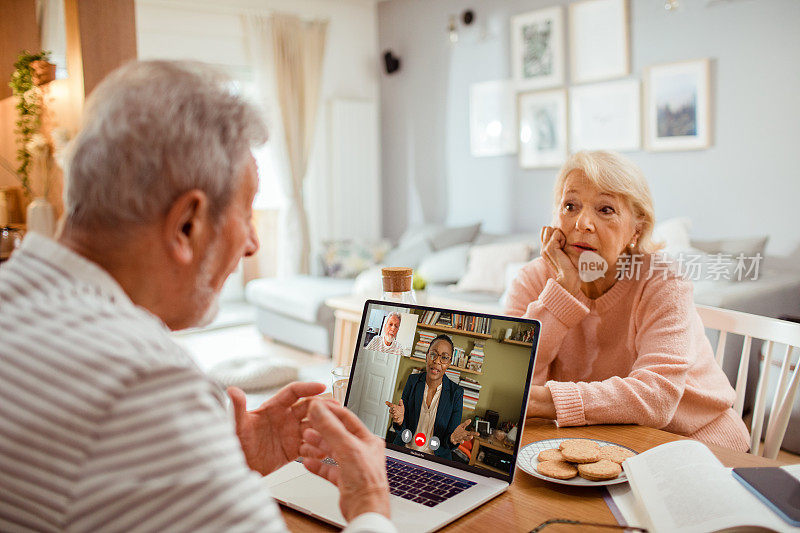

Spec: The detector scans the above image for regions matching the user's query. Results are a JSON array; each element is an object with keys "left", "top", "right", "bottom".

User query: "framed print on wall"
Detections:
[
  {"left": 469, "top": 80, "right": 517, "bottom": 157},
  {"left": 569, "top": 0, "right": 630, "bottom": 84},
  {"left": 569, "top": 79, "right": 640, "bottom": 152},
  {"left": 518, "top": 89, "right": 567, "bottom": 169},
  {"left": 510, "top": 7, "right": 565, "bottom": 91},
  {"left": 644, "top": 59, "right": 711, "bottom": 151}
]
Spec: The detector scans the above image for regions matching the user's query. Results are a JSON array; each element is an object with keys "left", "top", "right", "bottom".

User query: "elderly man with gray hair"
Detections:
[
  {"left": 0, "top": 61, "right": 393, "bottom": 532},
  {"left": 365, "top": 311, "right": 407, "bottom": 355}
]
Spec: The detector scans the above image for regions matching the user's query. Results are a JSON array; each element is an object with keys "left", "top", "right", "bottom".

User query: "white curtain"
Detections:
[{"left": 242, "top": 12, "right": 328, "bottom": 276}]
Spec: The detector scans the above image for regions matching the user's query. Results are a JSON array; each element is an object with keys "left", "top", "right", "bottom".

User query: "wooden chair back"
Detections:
[{"left": 696, "top": 305, "right": 800, "bottom": 459}]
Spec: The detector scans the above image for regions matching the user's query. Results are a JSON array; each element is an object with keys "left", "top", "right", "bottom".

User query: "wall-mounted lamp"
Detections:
[
  {"left": 447, "top": 9, "right": 475, "bottom": 44},
  {"left": 664, "top": 0, "right": 680, "bottom": 11}
]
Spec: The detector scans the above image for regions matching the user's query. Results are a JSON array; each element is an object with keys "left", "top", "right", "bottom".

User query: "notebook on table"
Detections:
[{"left": 263, "top": 300, "right": 540, "bottom": 532}]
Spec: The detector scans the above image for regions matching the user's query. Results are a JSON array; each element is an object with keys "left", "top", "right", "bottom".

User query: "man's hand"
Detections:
[
  {"left": 541, "top": 226, "right": 581, "bottom": 297},
  {"left": 227, "top": 382, "right": 328, "bottom": 476},
  {"left": 450, "top": 419, "right": 480, "bottom": 445},
  {"left": 301, "top": 401, "right": 391, "bottom": 521},
  {"left": 384, "top": 399, "right": 404, "bottom": 425}
]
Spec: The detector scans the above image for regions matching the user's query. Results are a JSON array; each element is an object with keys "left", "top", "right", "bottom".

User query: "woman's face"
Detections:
[
  {"left": 426, "top": 339, "right": 453, "bottom": 380},
  {"left": 555, "top": 170, "right": 640, "bottom": 272}
]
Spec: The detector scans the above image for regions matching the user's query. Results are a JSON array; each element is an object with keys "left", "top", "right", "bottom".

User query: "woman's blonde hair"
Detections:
[{"left": 552, "top": 150, "right": 659, "bottom": 254}]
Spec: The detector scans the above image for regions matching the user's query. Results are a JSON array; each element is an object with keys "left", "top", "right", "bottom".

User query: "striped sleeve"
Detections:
[{"left": 65, "top": 364, "right": 286, "bottom": 533}]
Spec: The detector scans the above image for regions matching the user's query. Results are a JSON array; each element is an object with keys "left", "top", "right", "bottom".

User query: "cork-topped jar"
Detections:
[{"left": 381, "top": 267, "right": 416, "bottom": 304}]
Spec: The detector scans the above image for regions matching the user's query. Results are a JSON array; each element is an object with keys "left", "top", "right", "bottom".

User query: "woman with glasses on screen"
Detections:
[
  {"left": 385, "top": 335, "right": 479, "bottom": 459},
  {"left": 505, "top": 150, "right": 749, "bottom": 452}
]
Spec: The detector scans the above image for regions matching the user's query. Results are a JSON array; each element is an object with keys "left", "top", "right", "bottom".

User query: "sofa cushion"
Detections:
[
  {"left": 455, "top": 242, "right": 532, "bottom": 295},
  {"left": 320, "top": 239, "right": 391, "bottom": 278},
  {"left": 416, "top": 244, "right": 470, "bottom": 284},
  {"left": 691, "top": 235, "right": 769, "bottom": 257},
  {"left": 383, "top": 239, "right": 433, "bottom": 268},
  {"left": 652, "top": 217, "right": 692, "bottom": 254},
  {"left": 246, "top": 276, "right": 355, "bottom": 323},
  {"left": 428, "top": 222, "right": 482, "bottom": 251}
]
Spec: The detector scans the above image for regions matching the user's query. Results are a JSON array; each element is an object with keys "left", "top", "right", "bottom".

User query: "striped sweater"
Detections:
[{"left": 0, "top": 234, "right": 391, "bottom": 532}]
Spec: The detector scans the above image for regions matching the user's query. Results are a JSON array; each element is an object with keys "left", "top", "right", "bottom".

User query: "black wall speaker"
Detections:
[{"left": 383, "top": 50, "right": 401, "bottom": 75}]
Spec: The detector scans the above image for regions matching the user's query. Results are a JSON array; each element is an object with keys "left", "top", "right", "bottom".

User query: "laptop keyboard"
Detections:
[{"left": 386, "top": 457, "right": 476, "bottom": 507}]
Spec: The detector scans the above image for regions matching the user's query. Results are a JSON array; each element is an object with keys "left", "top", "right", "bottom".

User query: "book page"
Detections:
[{"left": 623, "top": 440, "right": 797, "bottom": 533}]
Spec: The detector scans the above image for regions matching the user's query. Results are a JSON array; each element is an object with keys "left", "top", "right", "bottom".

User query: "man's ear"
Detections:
[{"left": 163, "top": 189, "right": 210, "bottom": 265}]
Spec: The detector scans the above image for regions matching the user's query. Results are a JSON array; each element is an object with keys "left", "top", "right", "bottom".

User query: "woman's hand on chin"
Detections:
[{"left": 541, "top": 226, "right": 581, "bottom": 298}]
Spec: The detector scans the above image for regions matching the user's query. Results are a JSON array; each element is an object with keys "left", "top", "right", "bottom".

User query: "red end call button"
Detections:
[{"left": 414, "top": 433, "right": 426, "bottom": 447}]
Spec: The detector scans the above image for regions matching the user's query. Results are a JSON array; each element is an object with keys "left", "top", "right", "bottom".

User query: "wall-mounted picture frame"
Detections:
[
  {"left": 569, "top": 79, "right": 640, "bottom": 152},
  {"left": 510, "top": 7, "right": 565, "bottom": 91},
  {"left": 644, "top": 58, "right": 711, "bottom": 151},
  {"left": 518, "top": 89, "right": 567, "bottom": 169},
  {"left": 469, "top": 80, "right": 518, "bottom": 157},
  {"left": 569, "top": 0, "right": 630, "bottom": 84}
]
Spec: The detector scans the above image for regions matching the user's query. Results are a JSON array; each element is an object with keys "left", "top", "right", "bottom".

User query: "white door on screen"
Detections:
[{"left": 353, "top": 350, "right": 400, "bottom": 436}]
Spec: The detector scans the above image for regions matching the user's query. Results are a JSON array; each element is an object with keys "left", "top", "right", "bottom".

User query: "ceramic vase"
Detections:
[{"left": 26, "top": 197, "right": 55, "bottom": 237}]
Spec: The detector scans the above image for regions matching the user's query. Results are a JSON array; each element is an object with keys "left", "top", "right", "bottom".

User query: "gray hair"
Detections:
[
  {"left": 386, "top": 312, "right": 402, "bottom": 323},
  {"left": 64, "top": 60, "right": 267, "bottom": 229}
]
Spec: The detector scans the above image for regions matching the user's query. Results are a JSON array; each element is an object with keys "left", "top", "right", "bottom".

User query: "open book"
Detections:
[{"left": 608, "top": 440, "right": 800, "bottom": 533}]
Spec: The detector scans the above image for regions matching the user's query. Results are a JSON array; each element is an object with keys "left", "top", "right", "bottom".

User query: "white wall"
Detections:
[
  {"left": 136, "top": 0, "right": 381, "bottom": 249},
  {"left": 378, "top": 0, "right": 800, "bottom": 257}
]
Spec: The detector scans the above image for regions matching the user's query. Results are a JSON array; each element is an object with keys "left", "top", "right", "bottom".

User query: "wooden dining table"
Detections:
[{"left": 279, "top": 419, "right": 786, "bottom": 532}]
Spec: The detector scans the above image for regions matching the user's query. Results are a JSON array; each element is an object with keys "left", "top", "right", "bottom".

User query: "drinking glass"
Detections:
[{"left": 331, "top": 366, "right": 350, "bottom": 405}]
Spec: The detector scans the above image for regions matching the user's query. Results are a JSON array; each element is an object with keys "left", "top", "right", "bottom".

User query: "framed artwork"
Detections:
[
  {"left": 469, "top": 80, "right": 517, "bottom": 157},
  {"left": 644, "top": 59, "right": 711, "bottom": 151},
  {"left": 510, "top": 7, "right": 565, "bottom": 91},
  {"left": 569, "top": 79, "right": 640, "bottom": 152},
  {"left": 518, "top": 89, "right": 567, "bottom": 169},
  {"left": 569, "top": 0, "right": 630, "bottom": 84}
]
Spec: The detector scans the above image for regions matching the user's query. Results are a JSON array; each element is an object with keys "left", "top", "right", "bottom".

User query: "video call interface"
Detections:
[{"left": 346, "top": 302, "right": 537, "bottom": 476}]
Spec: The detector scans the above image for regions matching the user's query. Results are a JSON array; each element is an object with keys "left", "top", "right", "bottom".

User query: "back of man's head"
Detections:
[{"left": 64, "top": 60, "right": 267, "bottom": 231}]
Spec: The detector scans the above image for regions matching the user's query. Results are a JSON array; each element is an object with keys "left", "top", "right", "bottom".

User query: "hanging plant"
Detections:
[{"left": 8, "top": 50, "right": 51, "bottom": 199}]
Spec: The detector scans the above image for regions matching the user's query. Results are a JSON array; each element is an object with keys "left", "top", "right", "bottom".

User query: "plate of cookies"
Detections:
[{"left": 517, "top": 438, "right": 637, "bottom": 486}]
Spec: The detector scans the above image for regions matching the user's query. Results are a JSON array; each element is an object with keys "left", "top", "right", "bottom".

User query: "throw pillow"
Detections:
[
  {"left": 691, "top": 236, "right": 768, "bottom": 257},
  {"left": 455, "top": 242, "right": 532, "bottom": 294},
  {"left": 651, "top": 217, "right": 692, "bottom": 254},
  {"left": 321, "top": 239, "right": 391, "bottom": 278},
  {"left": 428, "top": 222, "right": 482, "bottom": 251},
  {"left": 383, "top": 239, "right": 433, "bottom": 269},
  {"left": 416, "top": 244, "right": 471, "bottom": 284}
]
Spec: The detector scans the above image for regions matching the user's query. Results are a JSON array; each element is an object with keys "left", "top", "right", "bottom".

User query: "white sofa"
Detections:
[{"left": 245, "top": 223, "right": 538, "bottom": 355}]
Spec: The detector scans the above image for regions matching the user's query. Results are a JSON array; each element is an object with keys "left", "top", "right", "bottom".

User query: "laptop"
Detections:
[{"left": 264, "top": 300, "right": 540, "bottom": 532}]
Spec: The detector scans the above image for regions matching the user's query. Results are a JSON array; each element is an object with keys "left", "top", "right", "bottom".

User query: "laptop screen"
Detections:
[{"left": 344, "top": 300, "right": 539, "bottom": 482}]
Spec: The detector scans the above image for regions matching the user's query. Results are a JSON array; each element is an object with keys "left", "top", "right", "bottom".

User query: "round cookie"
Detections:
[
  {"left": 577, "top": 459, "right": 622, "bottom": 481},
  {"left": 560, "top": 441, "right": 601, "bottom": 464},
  {"left": 558, "top": 439, "right": 594, "bottom": 451},
  {"left": 537, "top": 448, "right": 565, "bottom": 462},
  {"left": 537, "top": 460, "right": 578, "bottom": 480},
  {"left": 598, "top": 445, "right": 636, "bottom": 464}
]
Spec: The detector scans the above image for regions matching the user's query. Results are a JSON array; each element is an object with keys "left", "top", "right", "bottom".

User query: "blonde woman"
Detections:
[{"left": 506, "top": 150, "right": 749, "bottom": 451}]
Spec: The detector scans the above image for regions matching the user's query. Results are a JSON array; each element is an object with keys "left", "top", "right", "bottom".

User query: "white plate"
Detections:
[{"left": 517, "top": 438, "right": 637, "bottom": 487}]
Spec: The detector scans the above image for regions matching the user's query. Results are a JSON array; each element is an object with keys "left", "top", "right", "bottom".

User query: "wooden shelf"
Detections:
[
  {"left": 409, "top": 356, "right": 482, "bottom": 375},
  {"left": 468, "top": 437, "right": 513, "bottom": 475},
  {"left": 499, "top": 338, "right": 533, "bottom": 347},
  {"left": 417, "top": 323, "right": 492, "bottom": 340}
]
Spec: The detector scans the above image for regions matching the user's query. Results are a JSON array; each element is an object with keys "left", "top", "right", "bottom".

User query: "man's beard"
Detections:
[
  {"left": 191, "top": 239, "right": 223, "bottom": 328},
  {"left": 194, "top": 294, "right": 220, "bottom": 328}
]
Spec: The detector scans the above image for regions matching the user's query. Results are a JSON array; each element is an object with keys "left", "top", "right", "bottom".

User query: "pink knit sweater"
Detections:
[{"left": 506, "top": 255, "right": 751, "bottom": 452}]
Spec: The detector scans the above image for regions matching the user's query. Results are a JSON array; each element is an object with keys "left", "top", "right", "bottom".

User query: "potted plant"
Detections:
[
  {"left": 8, "top": 50, "right": 52, "bottom": 200},
  {"left": 8, "top": 50, "right": 57, "bottom": 236}
]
